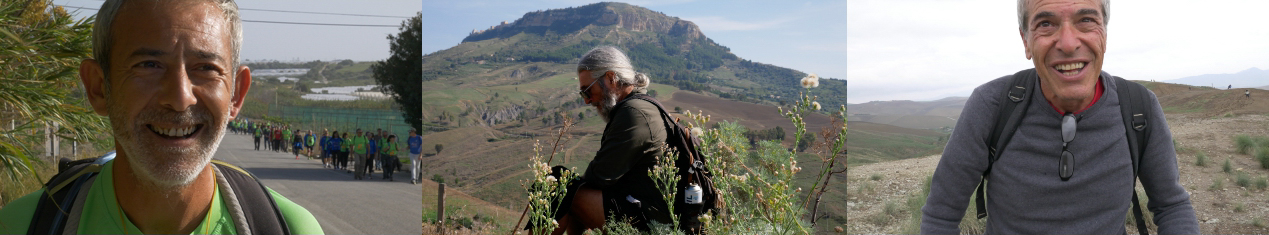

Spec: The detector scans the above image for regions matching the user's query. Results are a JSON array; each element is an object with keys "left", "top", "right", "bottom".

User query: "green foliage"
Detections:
[
  {"left": 1195, "top": 153, "right": 1208, "bottom": 167},
  {"left": 1209, "top": 178, "right": 1224, "bottom": 191},
  {"left": 1256, "top": 176, "right": 1268, "bottom": 190},
  {"left": 1236, "top": 171, "right": 1251, "bottom": 188},
  {"left": 0, "top": 0, "right": 112, "bottom": 205},
  {"left": 371, "top": 13, "right": 423, "bottom": 133},
  {"left": 436, "top": 143, "right": 444, "bottom": 153},
  {"left": 1235, "top": 202, "right": 1246, "bottom": 213},
  {"left": 1257, "top": 146, "right": 1269, "bottom": 169},
  {"left": 1224, "top": 158, "right": 1233, "bottom": 173},
  {"left": 432, "top": 174, "right": 445, "bottom": 184},
  {"left": 870, "top": 173, "right": 883, "bottom": 181},
  {"left": 1255, "top": 217, "right": 1267, "bottom": 228},
  {"left": 1236, "top": 135, "right": 1256, "bottom": 154}
]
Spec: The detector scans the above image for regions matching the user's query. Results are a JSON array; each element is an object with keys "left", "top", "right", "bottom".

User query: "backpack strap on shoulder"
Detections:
[
  {"left": 1114, "top": 76, "right": 1151, "bottom": 235},
  {"left": 211, "top": 160, "right": 290, "bottom": 235},
  {"left": 975, "top": 68, "right": 1037, "bottom": 219},
  {"left": 28, "top": 152, "right": 114, "bottom": 235}
]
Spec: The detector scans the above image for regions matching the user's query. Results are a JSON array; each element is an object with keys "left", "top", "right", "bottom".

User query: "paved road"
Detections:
[{"left": 213, "top": 133, "right": 420, "bottom": 234}]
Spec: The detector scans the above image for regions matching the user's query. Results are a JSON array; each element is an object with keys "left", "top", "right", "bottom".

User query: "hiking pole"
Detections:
[{"left": 512, "top": 118, "right": 574, "bottom": 235}]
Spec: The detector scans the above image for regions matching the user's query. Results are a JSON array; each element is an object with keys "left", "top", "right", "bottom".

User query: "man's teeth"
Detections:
[
  {"left": 1056, "top": 62, "right": 1085, "bottom": 76},
  {"left": 154, "top": 126, "right": 195, "bottom": 137},
  {"left": 1056, "top": 62, "right": 1085, "bottom": 71}
]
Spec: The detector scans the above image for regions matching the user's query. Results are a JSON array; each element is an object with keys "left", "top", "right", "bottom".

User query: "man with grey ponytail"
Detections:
[{"left": 549, "top": 46, "right": 672, "bottom": 233}]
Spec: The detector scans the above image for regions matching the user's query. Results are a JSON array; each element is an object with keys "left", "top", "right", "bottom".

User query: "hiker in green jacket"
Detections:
[
  {"left": 0, "top": 0, "right": 322, "bottom": 233},
  {"left": 380, "top": 135, "right": 400, "bottom": 181},
  {"left": 351, "top": 129, "right": 370, "bottom": 180}
]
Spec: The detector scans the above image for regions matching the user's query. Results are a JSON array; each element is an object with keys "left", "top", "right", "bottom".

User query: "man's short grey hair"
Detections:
[
  {"left": 1018, "top": 0, "right": 1109, "bottom": 33},
  {"left": 93, "top": 0, "right": 242, "bottom": 84},
  {"left": 577, "top": 46, "right": 649, "bottom": 93}
]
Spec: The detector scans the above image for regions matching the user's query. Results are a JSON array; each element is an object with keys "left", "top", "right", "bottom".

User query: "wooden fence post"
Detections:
[{"left": 438, "top": 183, "right": 446, "bottom": 234}]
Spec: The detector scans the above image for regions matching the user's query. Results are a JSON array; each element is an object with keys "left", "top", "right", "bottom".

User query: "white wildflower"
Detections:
[
  {"left": 546, "top": 176, "right": 557, "bottom": 182},
  {"left": 691, "top": 127, "right": 704, "bottom": 138},
  {"left": 811, "top": 101, "right": 821, "bottom": 111},
  {"left": 800, "top": 73, "right": 820, "bottom": 88}
]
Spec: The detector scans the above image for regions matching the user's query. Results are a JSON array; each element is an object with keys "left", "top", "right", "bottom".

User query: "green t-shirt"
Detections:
[
  {"left": 283, "top": 130, "right": 293, "bottom": 142},
  {"left": 381, "top": 141, "right": 397, "bottom": 156},
  {"left": 0, "top": 160, "right": 323, "bottom": 234},
  {"left": 350, "top": 135, "right": 369, "bottom": 155}
]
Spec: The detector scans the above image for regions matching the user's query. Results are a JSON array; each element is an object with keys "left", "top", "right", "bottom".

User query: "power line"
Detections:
[
  {"left": 62, "top": 1, "right": 412, "bottom": 19},
  {"left": 55, "top": 5, "right": 403, "bottom": 27},
  {"left": 239, "top": 8, "right": 410, "bottom": 19},
  {"left": 243, "top": 20, "right": 399, "bottom": 28}
]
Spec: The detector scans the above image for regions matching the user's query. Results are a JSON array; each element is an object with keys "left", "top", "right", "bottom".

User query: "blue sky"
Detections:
[
  {"left": 847, "top": 0, "right": 1269, "bottom": 103},
  {"left": 422, "top": 0, "right": 848, "bottom": 81},
  {"left": 54, "top": 0, "right": 422, "bottom": 62}
]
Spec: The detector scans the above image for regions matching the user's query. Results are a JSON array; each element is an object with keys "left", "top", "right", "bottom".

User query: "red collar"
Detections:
[{"left": 1046, "top": 77, "right": 1104, "bottom": 115}]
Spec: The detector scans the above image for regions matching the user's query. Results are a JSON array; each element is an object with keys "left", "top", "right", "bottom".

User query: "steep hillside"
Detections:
[{"left": 418, "top": 2, "right": 848, "bottom": 233}]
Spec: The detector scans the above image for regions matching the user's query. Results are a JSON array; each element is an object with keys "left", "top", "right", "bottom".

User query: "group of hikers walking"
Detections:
[{"left": 232, "top": 120, "right": 426, "bottom": 184}]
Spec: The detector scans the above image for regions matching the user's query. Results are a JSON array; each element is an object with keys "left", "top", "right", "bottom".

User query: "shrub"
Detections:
[
  {"left": 1236, "top": 171, "right": 1252, "bottom": 188},
  {"left": 1236, "top": 135, "right": 1255, "bottom": 154},
  {"left": 432, "top": 174, "right": 444, "bottom": 184},
  {"left": 1255, "top": 218, "right": 1267, "bottom": 228},
  {"left": 1209, "top": 178, "right": 1223, "bottom": 191},
  {"left": 884, "top": 200, "right": 902, "bottom": 217},
  {"left": 1195, "top": 153, "right": 1208, "bottom": 167},
  {"left": 1256, "top": 176, "right": 1268, "bottom": 190},
  {"left": 1257, "top": 147, "right": 1269, "bottom": 169},
  {"left": 1223, "top": 159, "right": 1232, "bottom": 173},
  {"left": 870, "top": 173, "right": 883, "bottom": 181},
  {"left": 1235, "top": 203, "right": 1246, "bottom": 213}
]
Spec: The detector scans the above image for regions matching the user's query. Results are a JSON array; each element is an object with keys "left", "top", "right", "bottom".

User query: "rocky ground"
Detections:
[{"left": 846, "top": 113, "right": 1269, "bottom": 234}]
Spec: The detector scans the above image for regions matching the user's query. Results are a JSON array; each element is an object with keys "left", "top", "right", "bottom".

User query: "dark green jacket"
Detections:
[{"left": 583, "top": 92, "right": 666, "bottom": 188}]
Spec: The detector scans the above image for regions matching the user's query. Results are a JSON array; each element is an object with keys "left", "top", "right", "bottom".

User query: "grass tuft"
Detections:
[
  {"left": 1195, "top": 153, "right": 1208, "bottom": 167},
  {"left": 1236, "top": 171, "right": 1252, "bottom": 188},
  {"left": 1257, "top": 147, "right": 1269, "bottom": 169},
  {"left": 1209, "top": 178, "right": 1224, "bottom": 191},
  {"left": 1255, "top": 217, "right": 1267, "bottom": 228},
  {"left": 870, "top": 173, "right": 883, "bottom": 181},
  {"left": 1255, "top": 176, "right": 1268, "bottom": 190},
  {"left": 1236, "top": 135, "right": 1255, "bottom": 154},
  {"left": 1223, "top": 158, "right": 1233, "bottom": 173},
  {"left": 1235, "top": 203, "right": 1246, "bottom": 213}
]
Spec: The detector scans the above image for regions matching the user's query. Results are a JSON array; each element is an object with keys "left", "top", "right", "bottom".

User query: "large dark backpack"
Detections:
[
  {"left": 975, "top": 69, "right": 1153, "bottom": 235},
  {"left": 27, "top": 152, "right": 290, "bottom": 235},
  {"left": 625, "top": 93, "right": 722, "bottom": 233}
]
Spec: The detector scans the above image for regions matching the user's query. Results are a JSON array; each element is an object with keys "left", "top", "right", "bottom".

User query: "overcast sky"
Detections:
[
  {"left": 847, "top": 0, "right": 1269, "bottom": 104},
  {"left": 422, "top": 0, "right": 847, "bottom": 81},
  {"left": 54, "top": 0, "right": 421, "bottom": 62}
]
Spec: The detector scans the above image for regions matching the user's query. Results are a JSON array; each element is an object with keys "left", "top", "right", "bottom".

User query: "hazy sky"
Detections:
[
  {"left": 53, "top": 0, "right": 421, "bottom": 62},
  {"left": 422, "top": 0, "right": 847, "bottom": 81},
  {"left": 847, "top": 0, "right": 1269, "bottom": 104}
]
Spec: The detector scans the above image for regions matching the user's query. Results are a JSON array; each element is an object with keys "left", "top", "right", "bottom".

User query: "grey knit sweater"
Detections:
[{"left": 920, "top": 71, "right": 1199, "bottom": 234}]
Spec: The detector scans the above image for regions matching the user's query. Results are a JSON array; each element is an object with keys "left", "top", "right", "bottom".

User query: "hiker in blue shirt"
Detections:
[
  {"left": 366, "top": 132, "right": 379, "bottom": 179},
  {"left": 407, "top": 129, "right": 423, "bottom": 184},
  {"left": 319, "top": 130, "right": 330, "bottom": 168}
]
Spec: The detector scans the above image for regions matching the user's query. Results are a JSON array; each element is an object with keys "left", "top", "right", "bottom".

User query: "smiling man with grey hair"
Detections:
[
  {"left": 921, "top": 0, "right": 1198, "bottom": 234},
  {"left": 0, "top": 0, "right": 322, "bottom": 234}
]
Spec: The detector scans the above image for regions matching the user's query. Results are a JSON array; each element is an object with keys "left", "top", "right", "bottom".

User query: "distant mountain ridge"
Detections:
[
  {"left": 1164, "top": 67, "right": 1269, "bottom": 89},
  {"left": 424, "top": 2, "right": 846, "bottom": 110}
]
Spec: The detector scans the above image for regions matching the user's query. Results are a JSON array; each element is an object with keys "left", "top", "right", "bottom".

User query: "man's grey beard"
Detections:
[
  {"left": 596, "top": 88, "right": 619, "bottom": 122},
  {"left": 109, "top": 101, "right": 227, "bottom": 190}
]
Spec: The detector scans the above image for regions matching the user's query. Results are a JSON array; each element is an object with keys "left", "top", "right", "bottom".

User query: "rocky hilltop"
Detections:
[{"left": 464, "top": 2, "right": 702, "bottom": 42}]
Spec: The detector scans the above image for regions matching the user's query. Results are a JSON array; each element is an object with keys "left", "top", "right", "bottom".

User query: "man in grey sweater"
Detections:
[{"left": 920, "top": 0, "right": 1199, "bottom": 234}]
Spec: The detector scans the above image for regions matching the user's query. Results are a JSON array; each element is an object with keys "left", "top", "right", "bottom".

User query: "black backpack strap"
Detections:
[
  {"left": 27, "top": 153, "right": 113, "bottom": 235},
  {"left": 211, "top": 160, "right": 291, "bottom": 235},
  {"left": 1114, "top": 76, "right": 1151, "bottom": 235},
  {"left": 974, "top": 69, "right": 1037, "bottom": 219}
]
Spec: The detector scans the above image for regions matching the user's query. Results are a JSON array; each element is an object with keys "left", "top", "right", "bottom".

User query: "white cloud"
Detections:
[{"left": 847, "top": 0, "right": 1269, "bottom": 103}]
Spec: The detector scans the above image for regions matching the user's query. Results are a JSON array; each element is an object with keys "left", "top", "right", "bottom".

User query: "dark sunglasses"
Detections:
[
  {"left": 1059, "top": 113, "right": 1077, "bottom": 181},
  {"left": 578, "top": 76, "right": 601, "bottom": 100}
]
